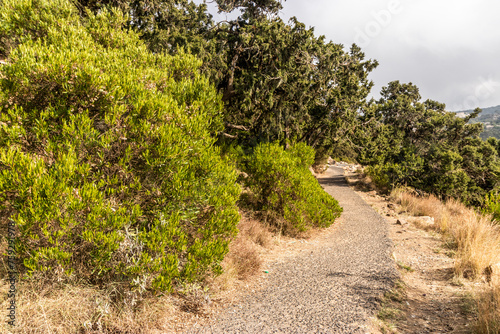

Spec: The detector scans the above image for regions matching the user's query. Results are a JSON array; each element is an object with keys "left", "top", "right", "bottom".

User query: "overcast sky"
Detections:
[{"left": 202, "top": 0, "right": 500, "bottom": 111}]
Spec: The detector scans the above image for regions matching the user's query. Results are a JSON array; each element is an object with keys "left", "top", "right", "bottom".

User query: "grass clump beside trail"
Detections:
[
  {"left": 243, "top": 142, "right": 342, "bottom": 235},
  {"left": 391, "top": 188, "right": 500, "bottom": 333},
  {"left": 376, "top": 280, "right": 406, "bottom": 334}
]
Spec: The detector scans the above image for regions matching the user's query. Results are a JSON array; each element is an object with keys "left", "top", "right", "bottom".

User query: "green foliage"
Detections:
[
  {"left": 483, "top": 192, "right": 500, "bottom": 222},
  {"left": 287, "top": 142, "right": 315, "bottom": 168},
  {"left": 76, "top": 0, "right": 377, "bottom": 156},
  {"left": 66, "top": 1, "right": 500, "bottom": 217},
  {"left": 245, "top": 142, "right": 342, "bottom": 233},
  {"left": 215, "top": 0, "right": 283, "bottom": 17},
  {"left": 0, "top": 0, "right": 77, "bottom": 57},
  {"left": 75, "top": 0, "right": 213, "bottom": 53},
  {"left": 0, "top": 0, "right": 240, "bottom": 291},
  {"left": 217, "top": 16, "right": 377, "bottom": 152},
  {"left": 356, "top": 81, "right": 500, "bottom": 206}
]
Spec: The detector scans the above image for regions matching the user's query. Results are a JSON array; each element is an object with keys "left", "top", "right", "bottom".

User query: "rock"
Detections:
[
  {"left": 420, "top": 216, "right": 435, "bottom": 223},
  {"left": 416, "top": 216, "right": 435, "bottom": 228},
  {"left": 396, "top": 219, "right": 408, "bottom": 226},
  {"left": 387, "top": 203, "right": 395, "bottom": 210}
]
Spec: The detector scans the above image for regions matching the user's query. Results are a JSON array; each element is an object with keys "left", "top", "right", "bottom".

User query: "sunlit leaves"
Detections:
[{"left": 0, "top": 0, "right": 240, "bottom": 291}]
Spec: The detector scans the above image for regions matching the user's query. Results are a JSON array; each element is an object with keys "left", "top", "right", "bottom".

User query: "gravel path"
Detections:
[{"left": 186, "top": 166, "right": 399, "bottom": 333}]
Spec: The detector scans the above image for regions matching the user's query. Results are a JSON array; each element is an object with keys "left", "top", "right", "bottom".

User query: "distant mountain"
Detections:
[{"left": 454, "top": 105, "right": 500, "bottom": 140}]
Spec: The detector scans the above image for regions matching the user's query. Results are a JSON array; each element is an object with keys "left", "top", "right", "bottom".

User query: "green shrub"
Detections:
[
  {"left": 245, "top": 142, "right": 342, "bottom": 233},
  {"left": 484, "top": 192, "right": 500, "bottom": 222},
  {"left": 287, "top": 141, "right": 315, "bottom": 168},
  {"left": 0, "top": 0, "right": 240, "bottom": 292},
  {"left": 365, "top": 151, "right": 425, "bottom": 192},
  {"left": 365, "top": 144, "right": 490, "bottom": 205},
  {"left": 365, "top": 164, "right": 392, "bottom": 190}
]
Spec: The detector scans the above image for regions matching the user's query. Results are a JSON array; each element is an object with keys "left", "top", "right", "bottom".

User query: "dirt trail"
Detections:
[
  {"left": 353, "top": 176, "right": 476, "bottom": 334},
  {"left": 185, "top": 166, "right": 399, "bottom": 333}
]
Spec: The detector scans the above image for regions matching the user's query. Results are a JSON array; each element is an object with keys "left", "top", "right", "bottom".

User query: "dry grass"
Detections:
[
  {"left": 391, "top": 189, "right": 500, "bottom": 279},
  {"left": 391, "top": 188, "right": 500, "bottom": 333},
  {"left": 476, "top": 286, "right": 500, "bottom": 334},
  {"left": 237, "top": 213, "right": 272, "bottom": 248},
  {"left": 0, "top": 210, "right": 274, "bottom": 333},
  {"left": 390, "top": 188, "right": 442, "bottom": 219},
  {"left": 223, "top": 238, "right": 261, "bottom": 281},
  {"left": 0, "top": 280, "right": 183, "bottom": 333},
  {"left": 215, "top": 212, "right": 272, "bottom": 287}
]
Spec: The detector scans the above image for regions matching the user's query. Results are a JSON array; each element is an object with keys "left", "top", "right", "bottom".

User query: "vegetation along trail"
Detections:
[{"left": 186, "top": 166, "right": 399, "bottom": 333}]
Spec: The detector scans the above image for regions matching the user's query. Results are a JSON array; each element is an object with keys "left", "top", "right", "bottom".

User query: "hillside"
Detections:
[
  {"left": 456, "top": 105, "right": 500, "bottom": 139},
  {"left": 2, "top": 0, "right": 500, "bottom": 332}
]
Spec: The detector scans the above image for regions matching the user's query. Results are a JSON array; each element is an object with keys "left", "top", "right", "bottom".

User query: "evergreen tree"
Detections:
[{"left": 356, "top": 81, "right": 500, "bottom": 205}]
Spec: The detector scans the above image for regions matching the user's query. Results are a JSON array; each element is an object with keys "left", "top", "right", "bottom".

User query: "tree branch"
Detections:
[
  {"left": 226, "top": 123, "right": 249, "bottom": 131},
  {"left": 222, "top": 132, "right": 238, "bottom": 138}
]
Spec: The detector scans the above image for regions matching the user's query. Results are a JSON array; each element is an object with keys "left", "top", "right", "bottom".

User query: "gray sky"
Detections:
[{"left": 202, "top": 0, "right": 500, "bottom": 111}]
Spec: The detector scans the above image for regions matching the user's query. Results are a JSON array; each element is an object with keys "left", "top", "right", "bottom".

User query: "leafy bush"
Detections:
[
  {"left": 365, "top": 165, "right": 392, "bottom": 190},
  {"left": 245, "top": 142, "right": 342, "bottom": 233},
  {"left": 365, "top": 142, "right": 494, "bottom": 205},
  {"left": 484, "top": 192, "right": 500, "bottom": 222},
  {"left": 365, "top": 149, "right": 425, "bottom": 192},
  {"left": 0, "top": 0, "right": 240, "bottom": 292},
  {"left": 287, "top": 142, "right": 315, "bottom": 168}
]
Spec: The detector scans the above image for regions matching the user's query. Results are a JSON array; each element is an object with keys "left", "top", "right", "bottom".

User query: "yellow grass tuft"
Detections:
[
  {"left": 0, "top": 280, "right": 182, "bottom": 333},
  {"left": 476, "top": 285, "right": 500, "bottom": 334},
  {"left": 391, "top": 188, "right": 500, "bottom": 332},
  {"left": 216, "top": 212, "right": 272, "bottom": 286}
]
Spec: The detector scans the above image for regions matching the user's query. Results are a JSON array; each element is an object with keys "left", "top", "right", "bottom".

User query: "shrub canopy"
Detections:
[
  {"left": 0, "top": 0, "right": 240, "bottom": 291},
  {"left": 356, "top": 81, "right": 500, "bottom": 205},
  {"left": 245, "top": 142, "right": 342, "bottom": 233}
]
